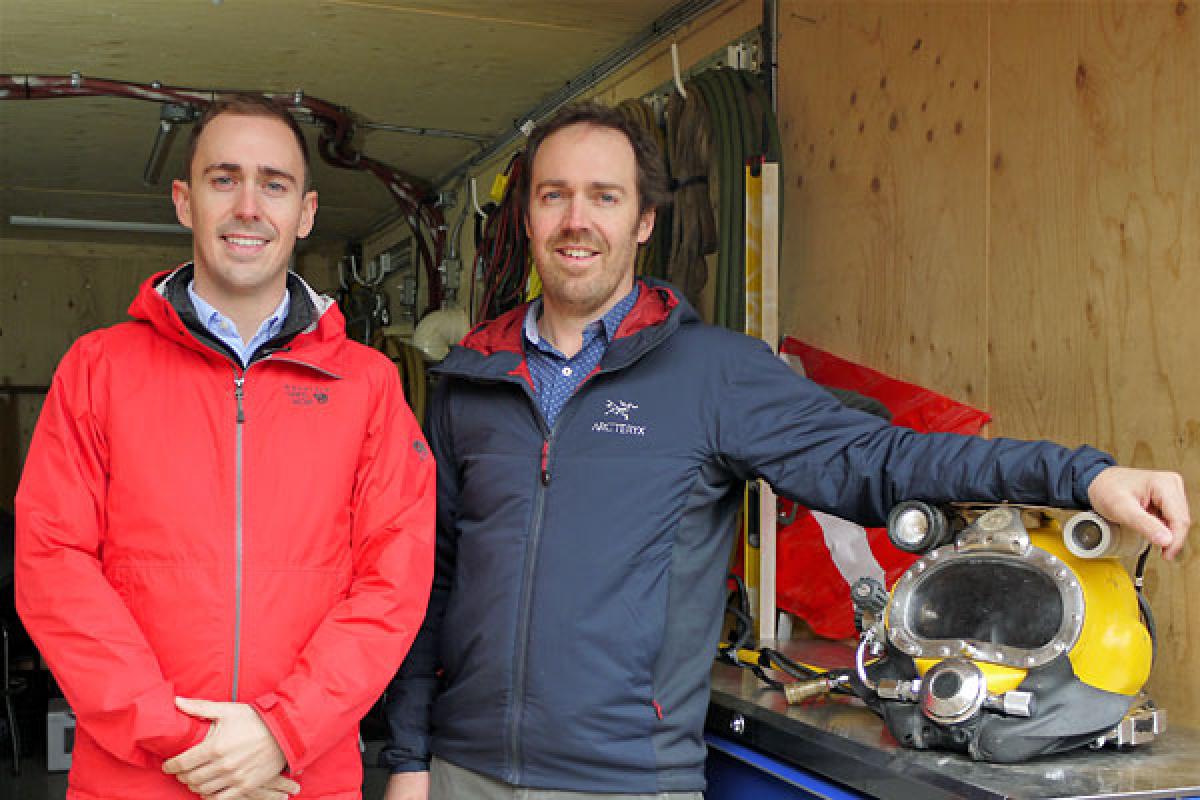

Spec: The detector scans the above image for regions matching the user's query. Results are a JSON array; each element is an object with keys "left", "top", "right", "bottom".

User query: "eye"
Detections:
[
  {"left": 597, "top": 191, "right": 619, "bottom": 205},
  {"left": 264, "top": 180, "right": 289, "bottom": 196},
  {"left": 540, "top": 189, "right": 563, "bottom": 203},
  {"left": 211, "top": 174, "right": 235, "bottom": 189}
]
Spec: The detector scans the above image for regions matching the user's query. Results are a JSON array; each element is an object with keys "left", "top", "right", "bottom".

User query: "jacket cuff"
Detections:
[
  {"left": 252, "top": 693, "right": 304, "bottom": 774},
  {"left": 386, "top": 759, "right": 432, "bottom": 774},
  {"left": 1075, "top": 452, "right": 1117, "bottom": 509},
  {"left": 141, "top": 714, "right": 210, "bottom": 761}
]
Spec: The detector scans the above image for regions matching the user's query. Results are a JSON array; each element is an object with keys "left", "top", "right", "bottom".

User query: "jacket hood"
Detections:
[
  {"left": 443, "top": 278, "right": 696, "bottom": 386},
  {"left": 127, "top": 263, "right": 348, "bottom": 367}
]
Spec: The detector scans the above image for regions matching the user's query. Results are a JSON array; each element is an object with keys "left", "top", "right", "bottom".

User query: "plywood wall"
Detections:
[
  {"left": 0, "top": 236, "right": 340, "bottom": 509},
  {"left": 0, "top": 238, "right": 190, "bottom": 508},
  {"left": 779, "top": 0, "right": 1200, "bottom": 726}
]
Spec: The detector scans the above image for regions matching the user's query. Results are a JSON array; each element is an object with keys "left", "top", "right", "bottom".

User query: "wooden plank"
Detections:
[
  {"left": 778, "top": 1, "right": 989, "bottom": 407},
  {"left": 990, "top": 0, "right": 1200, "bottom": 727},
  {"left": 759, "top": 162, "right": 781, "bottom": 642}
]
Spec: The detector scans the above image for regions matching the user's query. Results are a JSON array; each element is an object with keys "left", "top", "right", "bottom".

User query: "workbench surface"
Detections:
[{"left": 706, "top": 640, "right": 1199, "bottom": 799}]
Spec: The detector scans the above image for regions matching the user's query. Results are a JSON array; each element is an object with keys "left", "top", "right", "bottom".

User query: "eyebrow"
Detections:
[
  {"left": 202, "top": 163, "right": 299, "bottom": 185},
  {"left": 534, "top": 179, "right": 627, "bottom": 194}
]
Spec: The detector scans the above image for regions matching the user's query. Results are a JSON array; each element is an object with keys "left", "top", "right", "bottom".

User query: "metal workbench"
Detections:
[{"left": 705, "top": 640, "right": 1200, "bottom": 799}]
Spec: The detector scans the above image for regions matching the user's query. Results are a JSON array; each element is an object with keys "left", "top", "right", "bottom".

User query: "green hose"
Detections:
[{"left": 666, "top": 67, "right": 784, "bottom": 333}]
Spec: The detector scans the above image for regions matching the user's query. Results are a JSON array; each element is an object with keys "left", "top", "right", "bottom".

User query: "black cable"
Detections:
[
  {"left": 1138, "top": 591, "right": 1158, "bottom": 662},
  {"left": 757, "top": 647, "right": 821, "bottom": 681},
  {"left": 1133, "top": 544, "right": 1157, "bottom": 661}
]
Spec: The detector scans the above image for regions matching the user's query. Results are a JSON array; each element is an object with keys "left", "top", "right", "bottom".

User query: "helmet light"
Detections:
[{"left": 887, "top": 500, "right": 950, "bottom": 553}]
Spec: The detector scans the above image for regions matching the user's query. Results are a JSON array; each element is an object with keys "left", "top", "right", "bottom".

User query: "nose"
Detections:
[
  {"left": 561, "top": 195, "right": 589, "bottom": 233},
  {"left": 233, "top": 182, "right": 261, "bottom": 220}
]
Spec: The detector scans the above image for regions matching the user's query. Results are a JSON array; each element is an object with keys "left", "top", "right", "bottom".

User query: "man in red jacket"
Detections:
[{"left": 15, "top": 94, "right": 435, "bottom": 800}]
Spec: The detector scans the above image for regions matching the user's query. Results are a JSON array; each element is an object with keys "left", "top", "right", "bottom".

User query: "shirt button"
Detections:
[{"left": 562, "top": 366, "right": 573, "bottom": 376}]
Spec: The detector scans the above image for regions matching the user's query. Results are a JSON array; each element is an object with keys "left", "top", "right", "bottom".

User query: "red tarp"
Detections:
[{"left": 773, "top": 338, "right": 991, "bottom": 639}]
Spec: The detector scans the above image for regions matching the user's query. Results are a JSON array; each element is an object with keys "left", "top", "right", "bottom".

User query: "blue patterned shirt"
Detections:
[
  {"left": 523, "top": 285, "right": 639, "bottom": 429},
  {"left": 188, "top": 281, "right": 289, "bottom": 367}
]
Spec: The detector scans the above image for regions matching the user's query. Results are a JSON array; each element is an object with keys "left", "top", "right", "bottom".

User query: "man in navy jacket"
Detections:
[{"left": 381, "top": 102, "right": 1190, "bottom": 800}]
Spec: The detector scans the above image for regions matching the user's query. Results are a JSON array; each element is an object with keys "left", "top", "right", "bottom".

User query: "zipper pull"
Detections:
[
  {"left": 540, "top": 440, "right": 550, "bottom": 485},
  {"left": 234, "top": 376, "right": 246, "bottom": 424}
]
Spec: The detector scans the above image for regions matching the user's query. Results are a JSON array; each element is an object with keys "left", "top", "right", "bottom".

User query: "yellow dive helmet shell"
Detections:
[{"left": 888, "top": 507, "right": 1150, "bottom": 699}]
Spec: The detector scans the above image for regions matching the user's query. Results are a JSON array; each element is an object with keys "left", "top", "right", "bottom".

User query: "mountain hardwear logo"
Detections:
[{"left": 285, "top": 384, "right": 331, "bottom": 406}]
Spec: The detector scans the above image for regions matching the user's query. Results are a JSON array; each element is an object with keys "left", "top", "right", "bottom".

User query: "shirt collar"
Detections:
[
  {"left": 187, "top": 280, "right": 290, "bottom": 341},
  {"left": 523, "top": 283, "right": 640, "bottom": 354}
]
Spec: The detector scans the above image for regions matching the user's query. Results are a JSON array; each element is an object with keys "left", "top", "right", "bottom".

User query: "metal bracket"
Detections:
[{"left": 1093, "top": 707, "right": 1168, "bottom": 748}]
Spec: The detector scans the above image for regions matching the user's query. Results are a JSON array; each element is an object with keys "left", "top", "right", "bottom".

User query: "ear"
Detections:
[
  {"left": 636, "top": 208, "right": 656, "bottom": 244},
  {"left": 171, "top": 180, "right": 193, "bottom": 229},
  {"left": 297, "top": 190, "right": 319, "bottom": 239}
]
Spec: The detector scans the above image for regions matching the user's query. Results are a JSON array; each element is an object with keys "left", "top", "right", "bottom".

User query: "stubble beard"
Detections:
[{"left": 538, "top": 229, "right": 637, "bottom": 317}]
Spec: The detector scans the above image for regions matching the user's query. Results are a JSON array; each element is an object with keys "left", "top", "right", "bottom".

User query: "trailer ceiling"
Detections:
[{"left": 0, "top": 0, "right": 686, "bottom": 242}]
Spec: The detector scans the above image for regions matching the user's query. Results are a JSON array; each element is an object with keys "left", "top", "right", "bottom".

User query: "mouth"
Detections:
[
  {"left": 555, "top": 244, "right": 601, "bottom": 264},
  {"left": 220, "top": 233, "right": 271, "bottom": 256}
]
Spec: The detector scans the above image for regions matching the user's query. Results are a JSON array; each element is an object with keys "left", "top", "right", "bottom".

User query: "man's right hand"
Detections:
[
  {"left": 245, "top": 774, "right": 302, "bottom": 800},
  {"left": 383, "top": 770, "right": 429, "bottom": 800}
]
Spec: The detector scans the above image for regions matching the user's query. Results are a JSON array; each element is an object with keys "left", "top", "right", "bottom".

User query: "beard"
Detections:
[{"left": 536, "top": 229, "right": 638, "bottom": 317}]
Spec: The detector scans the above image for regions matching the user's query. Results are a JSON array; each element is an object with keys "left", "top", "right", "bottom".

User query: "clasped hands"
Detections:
[{"left": 163, "top": 697, "right": 299, "bottom": 800}]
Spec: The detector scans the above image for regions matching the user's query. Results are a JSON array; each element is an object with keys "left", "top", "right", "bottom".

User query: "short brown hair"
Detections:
[
  {"left": 183, "top": 93, "right": 311, "bottom": 188},
  {"left": 517, "top": 101, "right": 670, "bottom": 216}
]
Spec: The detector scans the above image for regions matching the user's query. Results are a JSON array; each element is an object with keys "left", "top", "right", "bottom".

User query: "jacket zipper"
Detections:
[
  {"left": 508, "top": 431, "right": 552, "bottom": 784},
  {"left": 508, "top": 363, "right": 608, "bottom": 782},
  {"left": 228, "top": 354, "right": 339, "bottom": 700},
  {"left": 508, "top": 398, "right": 563, "bottom": 784},
  {"left": 232, "top": 371, "right": 245, "bottom": 700}
]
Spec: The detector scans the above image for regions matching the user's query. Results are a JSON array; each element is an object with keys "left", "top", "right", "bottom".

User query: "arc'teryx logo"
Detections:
[
  {"left": 593, "top": 399, "right": 646, "bottom": 437},
  {"left": 605, "top": 400, "right": 638, "bottom": 420}
]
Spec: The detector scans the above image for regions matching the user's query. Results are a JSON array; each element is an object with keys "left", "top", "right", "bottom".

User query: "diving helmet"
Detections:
[{"left": 851, "top": 502, "right": 1165, "bottom": 762}]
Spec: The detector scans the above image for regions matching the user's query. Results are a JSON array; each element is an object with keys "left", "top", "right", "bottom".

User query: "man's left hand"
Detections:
[
  {"left": 1087, "top": 466, "right": 1191, "bottom": 560},
  {"left": 163, "top": 697, "right": 290, "bottom": 799}
]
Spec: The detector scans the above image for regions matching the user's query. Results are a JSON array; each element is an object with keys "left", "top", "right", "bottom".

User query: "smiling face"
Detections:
[
  {"left": 172, "top": 112, "right": 317, "bottom": 306},
  {"left": 525, "top": 122, "right": 655, "bottom": 320}
]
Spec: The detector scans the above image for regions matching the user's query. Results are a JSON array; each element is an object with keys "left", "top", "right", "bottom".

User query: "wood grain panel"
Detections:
[
  {"left": 0, "top": 237, "right": 339, "bottom": 507},
  {"left": 777, "top": 0, "right": 1198, "bottom": 727},
  {"left": 778, "top": 1, "right": 989, "bottom": 407},
  {"left": 0, "top": 239, "right": 189, "bottom": 384},
  {"left": 990, "top": 0, "right": 1200, "bottom": 724}
]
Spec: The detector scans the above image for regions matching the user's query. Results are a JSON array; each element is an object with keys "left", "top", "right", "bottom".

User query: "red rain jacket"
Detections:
[{"left": 16, "top": 267, "right": 435, "bottom": 799}]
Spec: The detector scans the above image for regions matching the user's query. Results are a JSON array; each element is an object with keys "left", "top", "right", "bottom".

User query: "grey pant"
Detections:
[{"left": 430, "top": 756, "right": 704, "bottom": 800}]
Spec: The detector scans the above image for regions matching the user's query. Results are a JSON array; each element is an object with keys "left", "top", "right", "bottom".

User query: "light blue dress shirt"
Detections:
[{"left": 187, "top": 281, "right": 290, "bottom": 367}]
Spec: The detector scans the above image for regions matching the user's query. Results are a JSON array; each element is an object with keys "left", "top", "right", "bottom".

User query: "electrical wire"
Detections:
[
  {"left": 0, "top": 73, "right": 448, "bottom": 311},
  {"left": 473, "top": 154, "right": 530, "bottom": 323},
  {"left": 1133, "top": 543, "right": 1158, "bottom": 661},
  {"left": 718, "top": 571, "right": 859, "bottom": 699}
]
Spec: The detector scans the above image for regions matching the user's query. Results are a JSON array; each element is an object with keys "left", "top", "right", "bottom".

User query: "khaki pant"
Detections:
[{"left": 430, "top": 756, "right": 705, "bottom": 800}]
